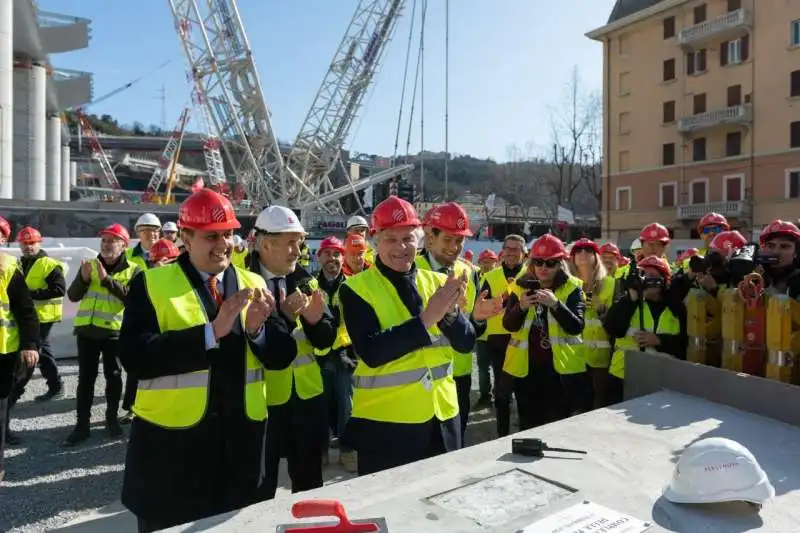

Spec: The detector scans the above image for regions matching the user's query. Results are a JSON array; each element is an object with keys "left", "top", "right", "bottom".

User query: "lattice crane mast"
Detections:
[
  {"left": 142, "top": 107, "right": 191, "bottom": 202},
  {"left": 75, "top": 110, "right": 123, "bottom": 191},
  {"left": 190, "top": 88, "right": 227, "bottom": 188},
  {"left": 167, "top": 0, "right": 293, "bottom": 207},
  {"left": 286, "top": 0, "right": 406, "bottom": 208}
]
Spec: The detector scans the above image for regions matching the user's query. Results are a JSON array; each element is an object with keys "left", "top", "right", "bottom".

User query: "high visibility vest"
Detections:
[
  {"left": 264, "top": 276, "right": 326, "bottom": 406},
  {"left": 125, "top": 247, "right": 149, "bottom": 272},
  {"left": 614, "top": 264, "right": 630, "bottom": 280},
  {"left": 676, "top": 247, "right": 708, "bottom": 272},
  {"left": 582, "top": 275, "right": 615, "bottom": 368},
  {"left": 0, "top": 253, "right": 21, "bottom": 355},
  {"left": 344, "top": 266, "right": 458, "bottom": 424},
  {"left": 504, "top": 275, "right": 585, "bottom": 377},
  {"left": 481, "top": 267, "right": 513, "bottom": 339},
  {"left": 74, "top": 259, "right": 138, "bottom": 331},
  {"left": 133, "top": 263, "right": 267, "bottom": 428},
  {"left": 314, "top": 285, "right": 351, "bottom": 356},
  {"left": 298, "top": 245, "right": 311, "bottom": 268},
  {"left": 24, "top": 256, "right": 65, "bottom": 323},
  {"left": 231, "top": 248, "right": 248, "bottom": 268},
  {"left": 610, "top": 302, "right": 680, "bottom": 379},
  {"left": 364, "top": 246, "right": 375, "bottom": 265},
  {"left": 415, "top": 254, "right": 476, "bottom": 377}
]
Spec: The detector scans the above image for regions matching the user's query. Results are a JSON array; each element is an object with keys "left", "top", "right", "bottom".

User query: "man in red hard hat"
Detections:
[
  {"left": 342, "top": 234, "right": 371, "bottom": 276},
  {"left": 639, "top": 223, "right": 671, "bottom": 261},
  {"left": 477, "top": 249, "right": 498, "bottom": 275},
  {"left": 63, "top": 223, "right": 139, "bottom": 447},
  {"left": 147, "top": 238, "right": 181, "bottom": 267},
  {"left": 339, "top": 196, "right": 477, "bottom": 475},
  {"left": 758, "top": 219, "right": 800, "bottom": 294},
  {"left": 119, "top": 189, "right": 290, "bottom": 531}
]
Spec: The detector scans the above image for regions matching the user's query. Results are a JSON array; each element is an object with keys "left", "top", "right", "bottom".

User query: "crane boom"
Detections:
[
  {"left": 286, "top": 0, "right": 405, "bottom": 205},
  {"left": 143, "top": 107, "right": 191, "bottom": 200},
  {"left": 167, "top": 0, "right": 289, "bottom": 207},
  {"left": 76, "top": 110, "right": 122, "bottom": 190}
]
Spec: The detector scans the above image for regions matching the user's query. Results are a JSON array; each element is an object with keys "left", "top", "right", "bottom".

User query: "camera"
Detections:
[
  {"left": 622, "top": 256, "right": 665, "bottom": 293},
  {"left": 517, "top": 276, "right": 542, "bottom": 296},
  {"left": 689, "top": 251, "right": 726, "bottom": 274}
]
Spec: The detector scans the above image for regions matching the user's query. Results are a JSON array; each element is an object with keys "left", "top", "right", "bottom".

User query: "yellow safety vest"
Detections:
[
  {"left": 0, "top": 253, "right": 21, "bottom": 355},
  {"left": 676, "top": 247, "right": 708, "bottom": 272},
  {"left": 582, "top": 276, "right": 615, "bottom": 368},
  {"left": 610, "top": 302, "right": 680, "bottom": 379},
  {"left": 74, "top": 259, "right": 138, "bottom": 331},
  {"left": 125, "top": 247, "right": 149, "bottom": 271},
  {"left": 344, "top": 266, "right": 458, "bottom": 424},
  {"left": 133, "top": 263, "right": 267, "bottom": 428},
  {"left": 24, "top": 256, "right": 65, "bottom": 323},
  {"left": 264, "top": 276, "right": 326, "bottom": 406},
  {"left": 314, "top": 284, "right": 351, "bottom": 356},
  {"left": 504, "top": 275, "right": 585, "bottom": 377},
  {"left": 614, "top": 264, "right": 630, "bottom": 280},
  {"left": 481, "top": 267, "right": 513, "bottom": 339},
  {"left": 231, "top": 248, "right": 249, "bottom": 268},
  {"left": 415, "top": 254, "right": 476, "bottom": 377},
  {"left": 364, "top": 246, "right": 375, "bottom": 265}
]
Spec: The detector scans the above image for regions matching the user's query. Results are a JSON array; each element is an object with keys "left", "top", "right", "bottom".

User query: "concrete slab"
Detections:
[{"left": 155, "top": 390, "right": 800, "bottom": 533}]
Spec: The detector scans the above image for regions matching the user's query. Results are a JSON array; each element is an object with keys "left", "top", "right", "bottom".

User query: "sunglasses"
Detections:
[
  {"left": 531, "top": 258, "right": 560, "bottom": 268},
  {"left": 701, "top": 225, "right": 723, "bottom": 235}
]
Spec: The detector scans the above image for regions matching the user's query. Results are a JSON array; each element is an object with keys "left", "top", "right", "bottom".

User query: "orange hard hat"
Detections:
[
  {"left": 638, "top": 255, "right": 672, "bottom": 282},
  {"left": 149, "top": 238, "right": 180, "bottom": 262},
  {"left": 698, "top": 212, "right": 730, "bottom": 233},
  {"left": 529, "top": 234, "right": 567, "bottom": 260},
  {"left": 709, "top": 231, "right": 747, "bottom": 255},
  {"left": 99, "top": 223, "right": 130, "bottom": 244},
  {"left": 344, "top": 234, "right": 367, "bottom": 253},
  {"left": 178, "top": 189, "right": 241, "bottom": 232},
  {"left": 16, "top": 226, "right": 42, "bottom": 244},
  {"left": 428, "top": 202, "right": 473, "bottom": 237},
  {"left": 570, "top": 237, "right": 599, "bottom": 255},
  {"left": 370, "top": 195, "right": 421, "bottom": 233},
  {"left": 639, "top": 222, "right": 671, "bottom": 243},
  {"left": 598, "top": 242, "right": 621, "bottom": 257},
  {"left": 0, "top": 216, "right": 10, "bottom": 239},
  {"left": 478, "top": 249, "right": 498, "bottom": 262},
  {"left": 759, "top": 219, "right": 800, "bottom": 245},
  {"left": 317, "top": 236, "right": 345, "bottom": 256}
]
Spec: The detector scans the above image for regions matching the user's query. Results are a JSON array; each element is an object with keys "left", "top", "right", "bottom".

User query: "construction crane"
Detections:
[
  {"left": 75, "top": 110, "right": 123, "bottom": 191},
  {"left": 164, "top": 128, "right": 188, "bottom": 205},
  {"left": 190, "top": 88, "right": 226, "bottom": 187},
  {"left": 142, "top": 107, "right": 191, "bottom": 203},
  {"left": 286, "top": 0, "right": 406, "bottom": 207}
]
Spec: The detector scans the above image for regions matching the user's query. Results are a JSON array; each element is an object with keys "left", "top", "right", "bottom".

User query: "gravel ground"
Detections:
[{"left": 0, "top": 360, "right": 514, "bottom": 532}]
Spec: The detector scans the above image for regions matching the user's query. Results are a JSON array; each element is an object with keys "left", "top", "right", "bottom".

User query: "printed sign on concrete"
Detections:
[{"left": 522, "top": 501, "right": 651, "bottom": 533}]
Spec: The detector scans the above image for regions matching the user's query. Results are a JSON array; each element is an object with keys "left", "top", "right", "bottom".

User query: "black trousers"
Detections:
[
  {"left": 75, "top": 335, "right": 122, "bottom": 425},
  {"left": 0, "top": 353, "right": 20, "bottom": 479},
  {"left": 455, "top": 374, "right": 471, "bottom": 444},
  {"left": 11, "top": 323, "right": 61, "bottom": 401},
  {"left": 607, "top": 375, "right": 625, "bottom": 405},
  {"left": 122, "top": 373, "right": 137, "bottom": 412},
  {"left": 488, "top": 341, "right": 515, "bottom": 437}
]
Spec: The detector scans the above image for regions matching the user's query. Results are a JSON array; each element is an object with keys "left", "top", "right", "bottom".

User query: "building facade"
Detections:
[{"left": 587, "top": 0, "right": 800, "bottom": 244}]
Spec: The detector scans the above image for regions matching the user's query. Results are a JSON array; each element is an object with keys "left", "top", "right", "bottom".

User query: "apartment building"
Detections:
[{"left": 587, "top": 0, "right": 800, "bottom": 244}]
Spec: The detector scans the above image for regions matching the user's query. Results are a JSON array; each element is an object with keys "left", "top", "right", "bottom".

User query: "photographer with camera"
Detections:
[
  {"left": 757, "top": 219, "right": 800, "bottom": 297},
  {"left": 603, "top": 255, "right": 687, "bottom": 405},
  {"left": 502, "top": 234, "right": 588, "bottom": 429}
]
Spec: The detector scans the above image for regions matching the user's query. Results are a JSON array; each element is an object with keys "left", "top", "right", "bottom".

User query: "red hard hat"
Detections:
[
  {"left": 464, "top": 250, "right": 474, "bottom": 261},
  {"left": 317, "top": 236, "right": 345, "bottom": 256},
  {"left": 598, "top": 242, "right": 621, "bottom": 258},
  {"left": 149, "top": 238, "right": 180, "bottom": 262},
  {"left": 638, "top": 255, "right": 672, "bottom": 282},
  {"left": 709, "top": 231, "right": 747, "bottom": 255},
  {"left": 676, "top": 248, "right": 699, "bottom": 263},
  {"left": 16, "top": 226, "right": 42, "bottom": 244},
  {"left": 639, "top": 222, "right": 671, "bottom": 243},
  {"left": 618, "top": 256, "right": 631, "bottom": 266},
  {"left": 428, "top": 202, "right": 473, "bottom": 237},
  {"left": 0, "top": 216, "right": 10, "bottom": 239},
  {"left": 370, "top": 195, "right": 421, "bottom": 233},
  {"left": 529, "top": 234, "right": 567, "bottom": 260},
  {"left": 179, "top": 189, "right": 241, "bottom": 232},
  {"left": 478, "top": 249, "right": 498, "bottom": 262},
  {"left": 422, "top": 207, "right": 436, "bottom": 227},
  {"left": 759, "top": 219, "right": 800, "bottom": 245},
  {"left": 698, "top": 212, "right": 730, "bottom": 232},
  {"left": 99, "top": 223, "right": 130, "bottom": 244},
  {"left": 570, "top": 237, "right": 599, "bottom": 255}
]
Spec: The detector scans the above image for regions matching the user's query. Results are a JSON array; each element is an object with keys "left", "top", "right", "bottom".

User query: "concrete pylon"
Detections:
[
  {"left": 70, "top": 161, "right": 77, "bottom": 187},
  {"left": 46, "top": 114, "right": 62, "bottom": 201},
  {"left": 13, "top": 59, "right": 47, "bottom": 200},
  {"left": 0, "top": 0, "right": 12, "bottom": 199},
  {"left": 61, "top": 145, "right": 71, "bottom": 201}
]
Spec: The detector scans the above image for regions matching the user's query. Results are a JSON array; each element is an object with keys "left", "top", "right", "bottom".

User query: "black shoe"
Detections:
[
  {"left": 473, "top": 395, "right": 492, "bottom": 409},
  {"left": 106, "top": 419, "right": 123, "bottom": 438},
  {"left": 5, "top": 429, "right": 21, "bottom": 446},
  {"left": 119, "top": 411, "right": 134, "bottom": 425},
  {"left": 62, "top": 426, "right": 90, "bottom": 447},
  {"left": 35, "top": 386, "right": 64, "bottom": 402}
]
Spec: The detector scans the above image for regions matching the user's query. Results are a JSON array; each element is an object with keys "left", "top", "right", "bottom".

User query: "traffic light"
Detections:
[{"left": 397, "top": 180, "right": 415, "bottom": 203}]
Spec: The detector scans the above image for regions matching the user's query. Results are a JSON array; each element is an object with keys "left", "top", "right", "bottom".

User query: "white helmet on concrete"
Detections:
[
  {"left": 162, "top": 221, "right": 178, "bottom": 233},
  {"left": 346, "top": 215, "right": 369, "bottom": 230},
  {"left": 254, "top": 206, "right": 306, "bottom": 234},
  {"left": 663, "top": 437, "right": 775, "bottom": 506},
  {"left": 135, "top": 213, "right": 162, "bottom": 229},
  {"left": 630, "top": 238, "right": 642, "bottom": 251}
]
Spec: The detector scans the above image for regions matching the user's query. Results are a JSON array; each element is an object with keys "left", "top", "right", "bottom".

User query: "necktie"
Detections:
[
  {"left": 270, "top": 278, "right": 283, "bottom": 301},
  {"left": 208, "top": 276, "right": 223, "bottom": 307}
]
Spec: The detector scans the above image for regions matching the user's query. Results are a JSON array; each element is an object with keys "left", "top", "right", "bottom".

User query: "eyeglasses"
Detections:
[
  {"left": 531, "top": 258, "right": 560, "bottom": 268},
  {"left": 701, "top": 225, "right": 723, "bottom": 235}
]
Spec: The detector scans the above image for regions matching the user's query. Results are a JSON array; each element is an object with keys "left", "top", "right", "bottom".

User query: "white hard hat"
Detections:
[
  {"left": 630, "top": 238, "right": 642, "bottom": 250},
  {"left": 663, "top": 437, "right": 775, "bottom": 506},
  {"left": 346, "top": 215, "right": 369, "bottom": 229},
  {"left": 136, "top": 213, "right": 162, "bottom": 229},
  {"left": 162, "top": 221, "right": 178, "bottom": 233},
  {"left": 254, "top": 206, "right": 306, "bottom": 234},
  {"left": 233, "top": 234, "right": 244, "bottom": 246}
]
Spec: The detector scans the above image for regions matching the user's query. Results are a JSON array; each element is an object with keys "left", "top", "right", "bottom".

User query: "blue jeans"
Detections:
[{"left": 321, "top": 351, "right": 354, "bottom": 453}]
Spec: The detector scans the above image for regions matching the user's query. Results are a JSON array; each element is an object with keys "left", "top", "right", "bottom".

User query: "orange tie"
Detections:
[{"left": 207, "top": 276, "right": 223, "bottom": 307}]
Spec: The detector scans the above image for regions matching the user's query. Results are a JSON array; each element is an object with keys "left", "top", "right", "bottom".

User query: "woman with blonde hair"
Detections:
[{"left": 569, "top": 238, "right": 615, "bottom": 408}]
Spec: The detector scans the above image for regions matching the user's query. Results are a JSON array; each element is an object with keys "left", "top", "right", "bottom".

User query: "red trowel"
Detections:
[{"left": 275, "top": 500, "right": 389, "bottom": 533}]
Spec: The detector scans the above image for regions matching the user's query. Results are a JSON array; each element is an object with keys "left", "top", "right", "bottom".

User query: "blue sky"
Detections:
[{"left": 42, "top": 0, "right": 617, "bottom": 161}]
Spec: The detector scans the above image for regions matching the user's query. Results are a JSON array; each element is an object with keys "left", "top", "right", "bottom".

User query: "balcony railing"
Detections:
[
  {"left": 677, "top": 104, "right": 751, "bottom": 134},
  {"left": 677, "top": 201, "right": 747, "bottom": 220},
  {"left": 679, "top": 9, "right": 751, "bottom": 47}
]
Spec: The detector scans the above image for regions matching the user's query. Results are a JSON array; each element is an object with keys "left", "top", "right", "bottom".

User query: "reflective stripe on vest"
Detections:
[
  {"left": 24, "top": 256, "right": 65, "bottom": 323},
  {"left": 314, "top": 285, "right": 351, "bottom": 355},
  {"left": 133, "top": 263, "right": 268, "bottom": 428},
  {"left": 74, "top": 262, "right": 137, "bottom": 331},
  {"left": 582, "top": 276, "right": 615, "bottom": 368},
  {"left": 481, "top": 267, "right": 511, "bottom": 338},
  {"left": 0, "top": 254, "right": 20, "bottom": 354},
  {"left": 344, "top": 266, "right": 458, "bottom": 424},
  {"left": 610, "top": 303, "right": 680, "bottom": 379}
]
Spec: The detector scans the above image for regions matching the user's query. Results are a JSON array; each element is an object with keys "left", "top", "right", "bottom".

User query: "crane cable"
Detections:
[
  {"left": 404, "top": 0, "right": 427, "bottom": 169},
  {"left": 391, "top": 0, "right": 418, "bottom": 165}
]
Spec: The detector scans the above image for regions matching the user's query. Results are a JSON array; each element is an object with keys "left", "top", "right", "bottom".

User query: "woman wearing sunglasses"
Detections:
[{"left": 501, "top": 234, "right": 588, "bottom": 430}]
